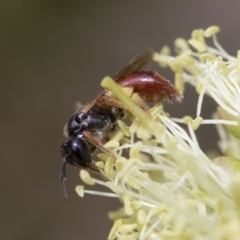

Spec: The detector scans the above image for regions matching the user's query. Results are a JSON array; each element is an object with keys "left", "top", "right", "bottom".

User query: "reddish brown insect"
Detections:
[{"left": 60, "top": 48, "right": 182, "bottom": 199}]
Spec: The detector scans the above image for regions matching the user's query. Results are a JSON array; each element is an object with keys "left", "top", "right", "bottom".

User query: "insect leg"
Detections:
[{"left": 82, "top": 130, "right": 116, "bottom": 160}]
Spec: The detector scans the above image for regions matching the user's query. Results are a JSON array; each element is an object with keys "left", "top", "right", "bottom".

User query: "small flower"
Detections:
[{"left": 77, "top": 26, "right": 240, "bottom": 240}]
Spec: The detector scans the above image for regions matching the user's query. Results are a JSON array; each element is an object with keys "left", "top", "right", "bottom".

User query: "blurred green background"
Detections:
[{"left": 1, "top": 1, "right": 239, "bottom": 239}]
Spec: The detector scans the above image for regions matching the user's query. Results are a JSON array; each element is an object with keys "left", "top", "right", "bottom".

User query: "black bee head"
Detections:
[{"left": 60, "top": 135, "right": 92, "bottom": 200}]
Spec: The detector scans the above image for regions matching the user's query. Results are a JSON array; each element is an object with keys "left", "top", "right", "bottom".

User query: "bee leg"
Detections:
[
  {"left": 130, "top": 92, "right": 151, "bottom": 117},
  {"left": 88, "top": 164, "right": 100, "bottom": 172},
  {"left": 82, "top": 130, "right": 116, "bottom": 160}
]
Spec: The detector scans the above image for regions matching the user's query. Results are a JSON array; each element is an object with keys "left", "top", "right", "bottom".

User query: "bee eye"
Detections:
[
  {"left": 60, "top": 135, "right": 92, "bottom": 200},
  {"left": 61, "top": 136, "right": 92, "bottom": 168},
  {"left": 67, "top": 115, "right": 81, "bottom": 136}
]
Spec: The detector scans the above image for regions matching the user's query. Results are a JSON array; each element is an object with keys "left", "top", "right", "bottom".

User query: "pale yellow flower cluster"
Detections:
[{"left": 76, "top": 26, "right": 240, "bottom": 240}]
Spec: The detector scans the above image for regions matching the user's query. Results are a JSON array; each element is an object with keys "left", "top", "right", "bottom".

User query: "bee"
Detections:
[{"left": 61, "top": 48, "right": 182, "bottom": 199}]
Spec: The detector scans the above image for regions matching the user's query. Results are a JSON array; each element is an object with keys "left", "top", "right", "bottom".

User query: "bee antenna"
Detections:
[{"left": 60, "top": 158, "right": 68, "bottom": 200}]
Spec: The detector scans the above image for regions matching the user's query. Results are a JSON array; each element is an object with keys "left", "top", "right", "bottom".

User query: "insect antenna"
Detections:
[{"left": 60, "top": 158, "right": 68, "bottom": 200}]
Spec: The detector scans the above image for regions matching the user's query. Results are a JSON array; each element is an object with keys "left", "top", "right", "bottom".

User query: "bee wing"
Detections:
[
  {"left": 113, "top": 48, "right": 154, "bottom": 82},
  {"left": 83, "top": 48, "right": 154, "bottom": 113}
]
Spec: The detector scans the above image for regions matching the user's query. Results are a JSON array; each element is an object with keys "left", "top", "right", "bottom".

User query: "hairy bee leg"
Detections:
[
  {"left": 82, "top": 130, "right": 116, "bottom": 160},
  {"left": 130, "top": 92, "right": 151, "bottom": 117}
]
